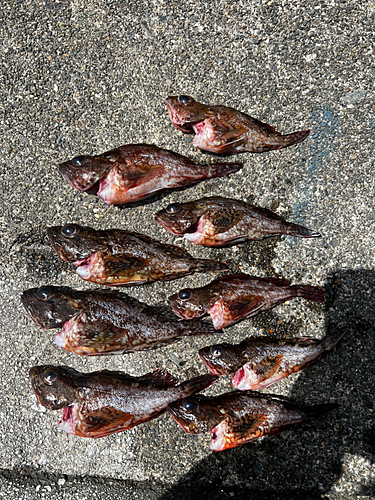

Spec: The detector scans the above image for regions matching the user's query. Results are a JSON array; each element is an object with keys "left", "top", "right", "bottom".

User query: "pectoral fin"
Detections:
[
  {"left": 79, "top": 407, "right": 132, "bottom": 438},
  {"left": 123, "top": 164, "right": 165, "bottom": 189},
  {"left": 201, "top": 208, "right": 244, "bottom": 235},
  {"left": 252, "top": 354, "right": 284, "bottom": 382},
  {"left": 101, "top": 255, "right": 149, "bottom": 283},
  {"left": 225, "top": 297, "right": 263, "bottom": 322},
  {"left": 220, "top": 414, "right": 268, "bottom": 446}
]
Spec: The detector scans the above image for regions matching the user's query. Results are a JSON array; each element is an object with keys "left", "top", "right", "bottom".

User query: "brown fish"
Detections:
[
  {"left": 29, "top": 365, "right": 218, "bottom": 438},
  {"left": 166, "top": 96, "right": 309, "bottom": 154},
  {"left": 198, "top": 327, "right": 346, "bottom": 390},
  {"left": 59, "top": 144, "right": 242, "bottom": 204},
  {"left": 21, "top": 286, "right": 219, "bottom": 355},
  {"left": 155, "top": 197, "right": 320, "bottom": 246},
  {"left": 46, "top": 224, "right": 229, "bottom": 286},
  {"left": 168, "top": 274, "right": 325, "bottom": 329},
  {"left": 167, "top": 391, "right": 337, "bottom": 451}
]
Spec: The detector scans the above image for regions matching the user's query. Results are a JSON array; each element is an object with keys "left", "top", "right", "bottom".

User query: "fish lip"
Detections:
[
  {"left": 155, "top": 214, "right": 199, "bottom": 237},
  {"left": 154, "top": 215, "right": 185, "bottom": 236},
  {"left": 198, "top": 353, "right": 223, "bottom": 376},
  {"left": 165, "top": 98, "right": 195, "bottom": 133},
  {"left": 166, "top": 405, "right": 204, "bottom": 435}
]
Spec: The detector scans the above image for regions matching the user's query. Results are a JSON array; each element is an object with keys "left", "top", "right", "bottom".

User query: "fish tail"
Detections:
[
  {"left": 319, "top": 326, "right": 347, "bottom": 352},
  {"left": 177, "top": 374, "right": 219, "bottom": 397},
  {"left": 280, "top": 129, "right": 310, "bottom": 147},
  {"left": 290, "top": 285, "right": 325, "bottom": 303},
  {"left": 207, "top": 162, "right": 243, "bottom": 178},
  {"left": 182, "top": 319, "right": 220, "bottom": 337},
  {"left": 303, "top": 402, "right": 338, "bottom": 422},
  {"left": 282, "top": 221, "right": 321, "bottom": 238},
  {"left": 196, "top": 259, "right": 229, "bottom": 273}
]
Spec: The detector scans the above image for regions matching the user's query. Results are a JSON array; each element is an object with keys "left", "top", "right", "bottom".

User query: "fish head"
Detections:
[
  {"left": 47, "top": 224, "right": 105, "bottom": 262},
  {"left": 21, "top": 286, "right": 82, "bottom": 329},
  {"left": 167, "top": 395, "right": 224, "bottom": 434},
  {"left": 155, "top": 201, "right": 206, "bottom": 236},
  {"left": 29, "top": 365, "right": 80, "bottom": 410},
  {"left": 198, "top": 343, "right": 245, "bottom": 376},
  {"left": 167, "top": 287, "right": 209, "bottom": 320},
  {"left": 59, "top": 154, "right": 114, "bottom": 192},
  {"left": 165, "top": 96, "right": 210, "bottom": 133}
]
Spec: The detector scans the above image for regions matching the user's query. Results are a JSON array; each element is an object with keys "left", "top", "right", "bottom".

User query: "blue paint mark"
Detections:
[{"left": 290, "top": 108, "right": 340, "bottom": 244}]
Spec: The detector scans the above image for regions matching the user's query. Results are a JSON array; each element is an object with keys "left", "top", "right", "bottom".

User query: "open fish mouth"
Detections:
[{"left": 57, "top": 404, "right": 78, "bottom": 434}]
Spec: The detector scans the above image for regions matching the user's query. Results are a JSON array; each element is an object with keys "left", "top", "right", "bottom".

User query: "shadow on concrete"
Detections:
[{"left": 159, "top": 269, "right": 375, "bottom": 499}]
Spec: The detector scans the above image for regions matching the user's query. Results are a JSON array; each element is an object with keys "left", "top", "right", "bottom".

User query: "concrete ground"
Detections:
[{"left": 0, "top": 0, "right": 374, "bottom": 498}]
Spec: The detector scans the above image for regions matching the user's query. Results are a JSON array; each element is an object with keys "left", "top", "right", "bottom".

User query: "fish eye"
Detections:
[
  {"left": 43, "top": 369, "right": 58, "bottom": 386},
  {"left": 37, "top": 287, "right": 52, "bottom": 301},
  {"left": 178, "top": 95, "right": 192, "bottom": 104},
  {"left": 211, "top": 346, "right": 223, "bottom": 357},
  {"left": 166, "top": 203, "right": 179, "bottom": 214},
  {"left": 71, "top": 156, "right": 85, "bottom": 166},
  {"left": 61, "top": 225, "right": 78, "bottom": 237},
  {"left": 178, "top": 289, "right": 192, "bottom": 300},
  {"left": 182, "top": 400, "right": 197, "bottom": 412}
]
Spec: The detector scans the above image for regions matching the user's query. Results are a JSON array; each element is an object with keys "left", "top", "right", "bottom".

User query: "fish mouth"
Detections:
[
  {"left": 231, "top": 367, "right": 247, "bottom": 389},
  {"left": 198, "top": 353, "right": 223, "bottom": 376},
  {"left": 57, "top": 404, "right": 78, "bottom": 434},
  {"left": 154, "top": 215, "right": 199, "bottom": 236}
]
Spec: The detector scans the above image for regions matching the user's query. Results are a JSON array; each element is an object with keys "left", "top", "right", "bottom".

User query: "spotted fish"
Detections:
[
  {"left": 155, "top": 197, "right": 320, "bottom": 246},
  {"left": 166, "top": 96, "right": 309, "bottom": 154}
]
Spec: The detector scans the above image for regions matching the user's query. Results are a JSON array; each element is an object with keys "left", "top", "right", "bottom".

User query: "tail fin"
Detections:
[
  {"left": 207, "top": 162, "right": 243, "bottom": 179},
  {"left": 303, "top": 403, "right": 338, "bottom": 422},
  {"left": 282, "top": 221, "right": 321, "bottom": 238},
  {"left": 177, "top": 374, "right": 219, "bottom": 397},
  {"left": 181, "top": 319, "right": 221, "bottom": 337},
  {"left": 196, "top": 259, "right": 229, "bottom": 273},
  {"left": 319, "top": 326, "right": 347, "bottom": 352},
  {"left": 281, "top": 129, "right": 310, "bottom": 148},
  {"left": 290, "top": 285, "right": 325, "bottom": 303}
]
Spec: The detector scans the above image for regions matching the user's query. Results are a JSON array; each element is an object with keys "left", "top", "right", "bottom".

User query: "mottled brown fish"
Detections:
[
  {"left": 166, "top": 96, "right": 309, "bottom": 154},
  {"left": 167, "top": 391, "right": 337, "bottom": 451},
  {"left": 168, "top": 274, "right": 325, "bottom": 329},
  {"left": 21, "top": 286, "right": 219, "bottom": 355},
  {"left": 29, "top": 365, "right": 218, "bottom": 438},
  {"left": 47, "top": 224, "right": 229, "bottom": 286},
  {"left": 198, "top": 327, "right": 346, "bottom": 390},
  {"left": 59, "top": 144, "right": 242, "bottom": 204},
  {"left": 155, "top": 197, "right": 320, "bottom": 246}
]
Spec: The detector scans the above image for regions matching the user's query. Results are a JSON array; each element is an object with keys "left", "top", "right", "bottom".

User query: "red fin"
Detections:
[
  {"left": 123, "top": 165, "right": 165, "bottom": 189},
  {"left": 252, "top": 354, "right": 284, "bottom": 382},
  {"left": 223, "top": 297, "right": 262, "bottom": 322},
  {"left": 281, "top": 130, "right": 310, "bottom": 146},
  {"left": 195, "top": 259, "right": 229, "bottom": 272},
  {"left": 290, "top": 285, "right": 325, "bottom": 303},
  {"left": 138, "top": 368, "right": 176, "bottom": 388},
  {"left": 79, "top": 408, "right": 132, "bottom": 438},
  {"left": 213, "top": 275, "right": 291, "bottom": 287},
  {"left": 201, "top": 208, "right": 244, "bottom": 235}
]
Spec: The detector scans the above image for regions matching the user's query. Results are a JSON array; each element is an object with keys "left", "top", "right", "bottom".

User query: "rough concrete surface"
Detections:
[{"left": 0, "top": 0, "right": 374, "bottom": 498}]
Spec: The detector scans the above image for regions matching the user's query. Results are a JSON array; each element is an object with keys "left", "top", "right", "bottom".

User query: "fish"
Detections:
[
  {"left": 58, "top": 144, "right": 242, "bottom": 204},
  {"left": 198, "top": 327, "right": 347, "bottom": 390},
  {"left": 168, "top": 274, "right": 325, "bottom": 329},
  {"left": 167, "top": 391, "right": 337, "bottom": 451},
  {"left": 29, "top": 365, "right": 218, "bottom": 438},
  {"left": 46, "top": 224, "right": 229, "bottom": 286},
  {"left": 155, "top": 197, "right": 320, "bottom": 246},
  {"left": 21, "top": 286, "right": 219, "bottom": 355},
  {"left": 166, "top": 96, "right": 309, "bottom": 154}
]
